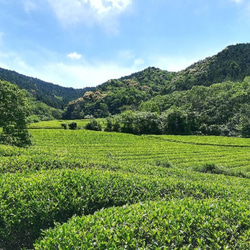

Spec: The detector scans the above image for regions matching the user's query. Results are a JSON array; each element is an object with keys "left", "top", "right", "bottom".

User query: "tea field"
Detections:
[{"left": 1, "top": 124, "right": 250, "bottom": 249}]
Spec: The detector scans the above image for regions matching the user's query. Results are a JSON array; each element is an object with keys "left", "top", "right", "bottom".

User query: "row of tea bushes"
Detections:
[
  {"left": 30, "top": 129, "right": 250, "bottom": 172},
  {"left": 1, "top": 168, "right": 249, "bottom": 248},
  {"left": 35, "top": 198, "right": 250, "bottom": 249}
]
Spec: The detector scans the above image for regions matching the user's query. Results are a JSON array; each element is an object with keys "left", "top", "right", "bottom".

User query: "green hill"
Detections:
[
  {"left": 168, "top": 43, "right": 250, "bottom": 91},
  {"left": 63, "top": 44, "right": 250, "bottom": 137},
  {"left": 63, "top": 43, "right": 250, "bottom": 122},
  {"left": 63, "top": 67, "right": 176, "bottom": 119},
  {"left": 0, "top": 67, "right": 92, "bottom": 110},
  {"left": 0, "top": 67, "right": 94, "bottom": 121},
  {"left": 2, "top": 43, "right": 250, "bottom": 128}
]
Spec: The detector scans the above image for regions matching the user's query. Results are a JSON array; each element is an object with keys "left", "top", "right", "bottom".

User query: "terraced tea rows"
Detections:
[
  {"left": 29, "top": 129, "right": 250, "bottom": 172},
  {"left": 1, "top": 127, "right": 250, "bottom": 249}
]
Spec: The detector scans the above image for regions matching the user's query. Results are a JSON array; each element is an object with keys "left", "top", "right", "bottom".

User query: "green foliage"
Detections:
[
  {"left": 63, "top": 44, "right": 250, "bottom": 122},
  {"left": 242, "top": 123, "right": 250, "bottom": 138},
  {"left": 85, "top": 119, "right": 102, "bottom": 131},
  {"left": 169, "top": 43, "right": 250, "bottom": 91},
  {"left": 1, "top": 126, "right": 250, "bottom": 248},
  {"left": 61, "top": 123, "right": 68, "bottom": 129},
  {"left": 139, "top": 100, "right": 160, "bottom": 113},
  {"left": 0, "top": 67, "right": 89, "bottom": 109},
  {"left": 154, "top": 158, "right": 172, "bottom": 168},
  {"left": 104, "top": 110, "right": 198, "bottom": 135},
  {"left": 62, "top": 67, "right": 176, "bottom": 119},
  {"left": 153, "top": 77, "right": 250, "bottom": 136},
  {"left": 193, "top": 163, "right": 248, "bottom": 178},
  {"left": 29, "top": 98, "right": 63, "bottom": 121},
  {"left": 28, "top": 119, "right": 89, "bottom": 129},
  {"left": 0, "top": 80, "right": 31, "bottom": 147},
  {"left": 1, "top": 163, "right": 250, "bottom": 248},
  {"left": 35, "top": 198, "right": 250, "bottom": 249},
  {"left": 68, "top": 122, "right": 77, "bottom": 130}
]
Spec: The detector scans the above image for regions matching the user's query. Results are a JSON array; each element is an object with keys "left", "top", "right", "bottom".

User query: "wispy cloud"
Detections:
[
  {"left": 67, "top": 52, "right": 82, "bottom": 60},
  {"left": 231, "top": 0, "right": 243, "bottom": 3},
  {"left": 22, "top": 0, "right": 40, "bottom": 13},
  {"left": 45, "top": 0, "right": 132, "bottom": 32},
  {"left": 0, "top": 48, "right": 144, "bottom": 88},
  {"left": 38, "top": 59, "right": 145, "bottom": 88}
]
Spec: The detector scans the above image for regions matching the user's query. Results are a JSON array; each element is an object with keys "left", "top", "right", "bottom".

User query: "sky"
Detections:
[{"left": 0, "top": 0, "right": 249, "bottom": 88}]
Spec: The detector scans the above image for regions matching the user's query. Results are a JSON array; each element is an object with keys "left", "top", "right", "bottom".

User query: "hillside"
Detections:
[
  {"left": 168, "top": 43, "right": 250, "bottom": 92},
  {"left": 63, "top": 67, "right": 176, "bottom": 119},
  {"left": 0, "top": 67, "right": 92, "bottom": 110},
  {"left": 63, "top": 43, "right": 250, "bottom": 120}
]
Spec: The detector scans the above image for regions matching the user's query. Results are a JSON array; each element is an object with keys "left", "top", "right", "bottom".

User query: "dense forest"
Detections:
[
  {"left": 62, "top": 67, "right": 176, "bottom": 119},
  {"left": 0, "top": 67, "right": 92, "bottom": 109},
  {"left": 92, "top": 77, "right": 249, "bottom": 137},
  {"left": 0, "top": 67, "right": 95, "bottom": 122}
]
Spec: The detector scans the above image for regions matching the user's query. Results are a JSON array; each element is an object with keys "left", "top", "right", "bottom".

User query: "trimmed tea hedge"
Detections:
[
  {"left": 1, "top": 168, "right": 249, "bottom": 249},
  {"left": 35, "top": 198, "right": 250, "bottom": 249}
]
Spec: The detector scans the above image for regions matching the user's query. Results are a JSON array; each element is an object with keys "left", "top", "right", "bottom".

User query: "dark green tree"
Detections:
[
  {"left": 241, "top": 123, "right": 250, "bottom": 138},
  {"left": 85, "top": 119, "right": 102, "bottom": 131},
  {"left": 0, "top": 80, "right": 31, "bottom": 146},
  {"left": 68, "top": 122, "right": 78, "bottom": 130},
  {"left": 229, "top": 61, "right": 241, "bottom": 79},
  {"left": 164, "top": 108, "right": 191, "bottom": 135},
  {"left": 139, "top": 101, "right": 160, "bottom": 114}
]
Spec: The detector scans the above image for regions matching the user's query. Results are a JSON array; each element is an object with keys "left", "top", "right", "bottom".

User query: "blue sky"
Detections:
[{"left": 0, "top": 0, "right": 249, "bottom": 88}]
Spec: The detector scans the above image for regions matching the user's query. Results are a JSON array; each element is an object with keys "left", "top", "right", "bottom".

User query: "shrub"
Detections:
[
  {"left": 193, "top": 163, "right": 249, "bottom": 178},
  {"left": 61, "top": 123, "right": 68, "bottom": 129},
  {"left": 155, "top": 159, "right": 172, "bottom": 168},
  {"left": 242, "top": 123, "right": 250, "bottom": 138},
  {"left": 104, "top": 118, "right": 112, "bottom": 132},
  {"left": 35, "top": 198, "right": 250, "bottom": 249},
  {"left": 85, "top": 119, "right": 102, "bottom": 131},
  {"left": 68, "top": 122, "right": 77, "bottom": 130}
]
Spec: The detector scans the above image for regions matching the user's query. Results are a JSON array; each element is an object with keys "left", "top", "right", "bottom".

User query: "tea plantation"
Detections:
[{"left": 1, "top": 125, "right": 250, "bottom": 249}]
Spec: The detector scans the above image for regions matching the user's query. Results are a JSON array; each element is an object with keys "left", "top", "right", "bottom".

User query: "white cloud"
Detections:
[
  {"left": 118, "top": 49, "right": 134, "bottom": 60},
  {"left": 133, "top": 58, "right": 144, "bottom": 66},
  {"left": 0, "top": 50, "right": 39, "bottom": 77},
  {"left": 232, "top": 0, "right": 242, "bottom": 3},
  {"left": 39, "top": 60, "right": 144, "bottom": 88},
  {"left": 117, "top": 49, "right": 145, "bottom": 67},
  {"left": 148, "top": 54, "right": 202, "bottom": 72},
  {"left": 87, "top": 0, "right": 131, "bottom": 14},
  {"left": 45, "top": 0, "right": 132, "bottom": 32},
  {"left": 0, "top": 49, "right": 144, "bottom": 88},
  {"left": 22, "top": 0, "right": 40, "bottom": 13},
  {"left": 67, "top": 52, "right": 82, "bottom": 60}
]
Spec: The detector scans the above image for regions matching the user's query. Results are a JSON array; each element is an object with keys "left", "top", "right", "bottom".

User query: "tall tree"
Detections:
[{"left": 0, "top": 80, "right": 31, "bottom": 146}]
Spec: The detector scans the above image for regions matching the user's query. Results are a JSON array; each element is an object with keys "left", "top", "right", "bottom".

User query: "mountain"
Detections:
[
  {"left": 167, "top": 43, "right": 250, "bottom": 92},
  {"left": 63, "top": 67, "right": 176, "bottom": 119},
  {"left": 0, "top": 67, "right": 92, "bottom": 110},
  {"left": 63, "top": 43, "right": 250, "bottom": 119}
]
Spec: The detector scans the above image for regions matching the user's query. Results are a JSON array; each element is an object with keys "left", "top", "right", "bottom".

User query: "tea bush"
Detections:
[
  {"left": 35, "top": 198, "right": 250, "bottom": 249},
  {"left": 1, "top": 128, "right": 250, "bottom": 248}
]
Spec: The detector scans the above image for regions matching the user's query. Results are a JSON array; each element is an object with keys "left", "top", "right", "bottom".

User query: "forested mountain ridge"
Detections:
[
  {"left": 169, "top": 43, "right": 250, "bottom": 92},
  {"left": 63, "top": 67, "right": 176, "bottom": 119},
  {"left": 63, "top": 43, "right": 250, "bottom": 119},
  {"left": 0, "top": 67, "right": 92, "bottom": 109}
]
